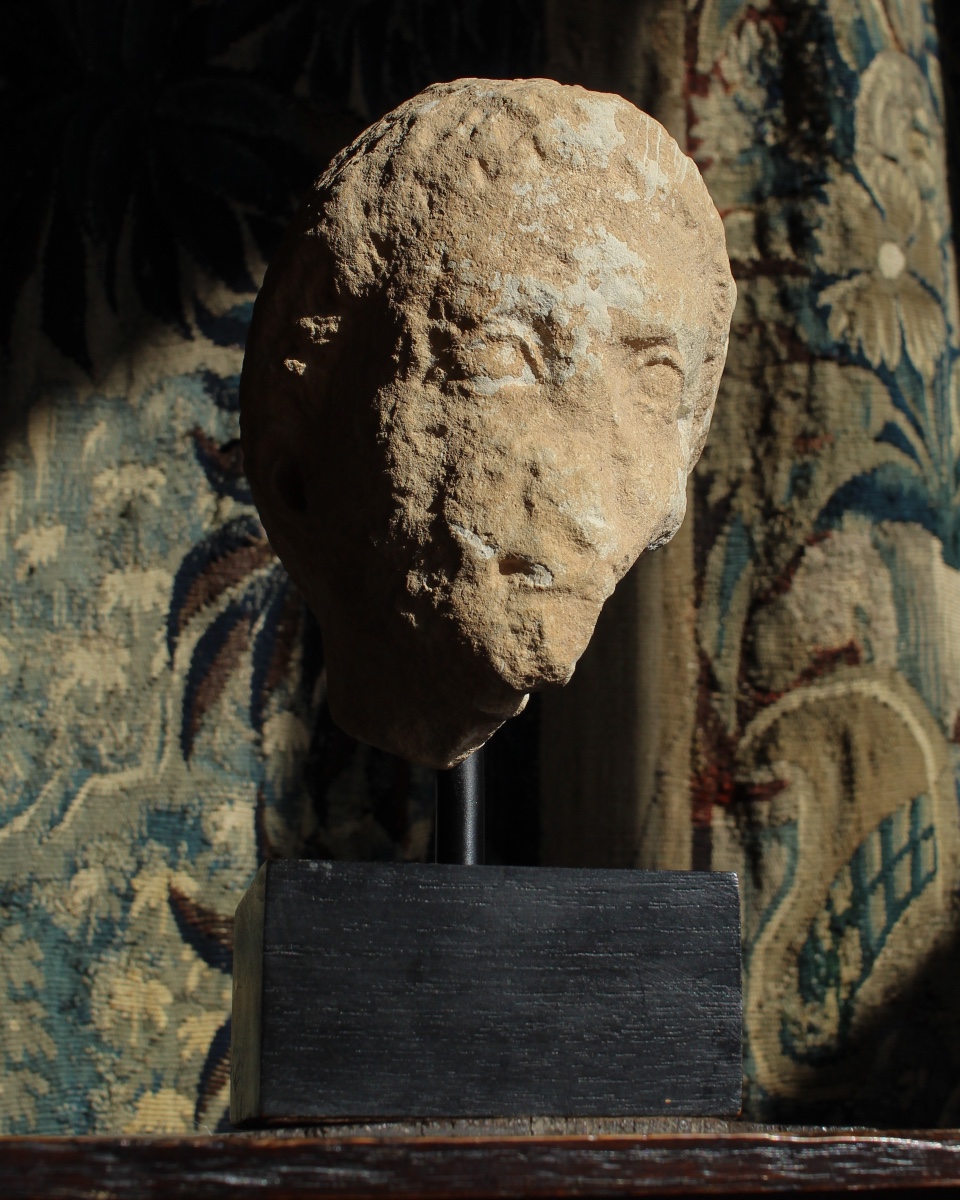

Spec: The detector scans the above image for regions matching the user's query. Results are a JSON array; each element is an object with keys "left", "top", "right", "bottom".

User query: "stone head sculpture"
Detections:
[{"left": 240, "top": 78, "right": 736, "bottom": 769}]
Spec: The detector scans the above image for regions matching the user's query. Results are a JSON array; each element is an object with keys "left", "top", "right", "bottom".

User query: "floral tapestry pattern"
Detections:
[
  {"left": 0, "top": 0, "right": 539, "bottom": 1135},
  {"left": 690, "top": 0, "right": 960, "bottom": 1122},
  {"left": 2, "top": 0, "right": 960, "bottom": 1132}
]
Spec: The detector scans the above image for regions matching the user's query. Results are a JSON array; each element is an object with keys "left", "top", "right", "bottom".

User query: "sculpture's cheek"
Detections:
[{"left": 616, "top": 433, "right": 689, "bottom": 552}]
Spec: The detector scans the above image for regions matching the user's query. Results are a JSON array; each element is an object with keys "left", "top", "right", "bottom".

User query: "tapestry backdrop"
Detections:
[
  {"left": 1, "top": 0, "right": 958, "bottom": 1131},
  {"left": 689, "top": 0, "right": 960, "bottom": 1125}
]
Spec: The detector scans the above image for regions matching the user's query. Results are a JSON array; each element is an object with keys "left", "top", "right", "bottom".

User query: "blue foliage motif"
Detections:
[{"left": 782, "top": 794, "right": 937, "bottom": 1064}]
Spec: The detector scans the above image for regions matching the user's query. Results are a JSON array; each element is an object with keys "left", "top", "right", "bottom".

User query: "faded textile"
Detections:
[
  {"left": 0, "top": 0, "right": 536, "bottom": 1135},
  {"left": 690, "top": 0, "right": 960, "bottom": 1122},
  {"left": 0, "top": 308, "right": 442, "bottom": 1134},
  {"left": 2, "top": 0, "right": 959, "bottom": 1132}
]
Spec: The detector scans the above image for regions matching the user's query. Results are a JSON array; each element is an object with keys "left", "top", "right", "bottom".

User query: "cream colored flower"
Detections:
[
  {"left": 856, "top": 50, "right": 944, "bottom": 204},
  {"left": 816, "top": 159, "right": 945, "bottom": 376}
]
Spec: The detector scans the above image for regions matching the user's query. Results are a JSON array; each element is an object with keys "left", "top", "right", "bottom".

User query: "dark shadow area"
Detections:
[
  {"left": 0, "top": 0, "right": 549, "bottom": 868},
  {"left": 935, "top": 0, "right": 960, "bottom": 258},
  {"left": 0, "top": 0, "right": 545, "bottom": 438},
  {"left": 755, "top": 922, "right": 960, "bottom": 1127},
  {"left": 484, "top": 693, "right": 542, "bottom": 866}
]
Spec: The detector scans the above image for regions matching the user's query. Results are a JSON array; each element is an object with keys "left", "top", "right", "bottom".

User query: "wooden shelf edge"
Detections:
[{"left": 4, "top": 1130, "right": 960, "bottom": 1198}]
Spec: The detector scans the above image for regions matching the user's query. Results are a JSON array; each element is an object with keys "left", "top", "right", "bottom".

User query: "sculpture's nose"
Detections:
[
  {"left": 495, "top": 554, "right": 555, "bottom": 588},
  {"left": 448, "top": 522, "right": 557, "bottom": 588}
]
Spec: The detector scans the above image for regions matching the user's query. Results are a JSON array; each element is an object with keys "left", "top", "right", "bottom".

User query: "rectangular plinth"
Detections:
[{"left": 231, "top": 861, "right": 741, "bottom": 1125}]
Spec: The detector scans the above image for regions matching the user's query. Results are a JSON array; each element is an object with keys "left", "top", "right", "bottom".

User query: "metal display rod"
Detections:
[{"left": 435, "top": 749, "right": 485, "bottom": 865}]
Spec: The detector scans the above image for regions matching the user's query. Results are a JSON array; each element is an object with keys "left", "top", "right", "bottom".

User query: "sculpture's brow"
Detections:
[
  {"left": 620, "top": 323, "right": 681, "bottom": 351},
  {"left": 477, "top": 318, "right": 542, "bottom": 340}
]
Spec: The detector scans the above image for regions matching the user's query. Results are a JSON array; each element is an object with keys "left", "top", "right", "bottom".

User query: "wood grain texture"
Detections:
[
  {"left": 5, "top": 1132, "right": 960, "bottom": 1198},
  {"left": 231, "top": 862, "right": 741, "bottom": 1124}
]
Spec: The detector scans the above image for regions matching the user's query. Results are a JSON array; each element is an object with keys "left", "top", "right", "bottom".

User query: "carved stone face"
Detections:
[{"left": 241, "top": 79, "right": 735, "bottom": 768}]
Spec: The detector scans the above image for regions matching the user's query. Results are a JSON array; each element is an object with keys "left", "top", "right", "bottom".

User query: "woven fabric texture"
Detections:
[
  {"left": 691, "top": 0, "right": 960, "bottom": 1124},
  {"left": 1, "top": 0, "right": 958, "bottom": 1131}
]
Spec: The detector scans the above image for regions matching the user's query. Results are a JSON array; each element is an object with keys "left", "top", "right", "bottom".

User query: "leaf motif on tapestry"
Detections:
[
  {"left": 782, "top": 792, "right": 937, "bottom": 1064},
  {"left": 719, "top": 669, "right": 957, "bottom": 1104},
  {"left": 828, "top": 0, "right": 934, "bottom": 73},
  {"left": 166, "top": 367, "right": 314, "bottom": 760},
  {"left": 190, "top": 429, "right": 251, "bottom": 504},
  {"left": 697, "top": 514, "right": 755, "bottom": 733},
  {"left": 167, "top": 515, "right": 275, "bottom": 659},
  {"left": 167, "top": 884, "right": 233, "bottom": 975},
  {"left": 166, "top": 885, "right": 234, "bottom": 1131},
  {"left": 692, "top": 525, "right": 892, "bottom": 853},
  {"left": 171, "top": 532, "right": 291, "bottom": 759},
  {"left": 856, "top": 50, "right": 945, "bottom": 205},
  {"left": 688, "top": 8, "right": 785, "bottom": 211},
  {"left": 813, "top": 348, "right": 960, "bottom": 570},
  {"left": 693, "top": 0, "right": 754, "bottom": 76},
  {"left": 747, "top": 525, "right": 898, "bottom": 700},
  {"left": 193, "top": 1018, "right": 232, "bottom": 1132},
  {"left": 0, "top": 919, "right": 56, "bottom": 1131}
]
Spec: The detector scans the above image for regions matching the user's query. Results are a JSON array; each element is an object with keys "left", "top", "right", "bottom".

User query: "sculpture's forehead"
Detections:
[
  {"left": 451, "top": 90, "right": 630, "bottom": 174},
  {"left": 416, "top": 219, "right": 705, "bottom": 363},
  {"left": 375, "top": 87, "right": 695, "bottom": 261},
  {"left": 318, "top": 80, "right": 725, "bottom": 331},
  {"left": 407, "top": 153, "right": 702, "bottom": 313},
  {"left": 318, "top": 79, "right": 723, "bottom": 373},
  {"left": 424, "top": 136, "right": 688, "bottom": 248}
]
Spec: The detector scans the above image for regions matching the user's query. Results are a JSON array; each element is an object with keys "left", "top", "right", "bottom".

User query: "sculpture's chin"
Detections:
[
  {"left": 315, "top": 601, "right": 529, "bottom": 768},
  {"left": 325, "top": 661, "right": 529, "bottom": 770}
]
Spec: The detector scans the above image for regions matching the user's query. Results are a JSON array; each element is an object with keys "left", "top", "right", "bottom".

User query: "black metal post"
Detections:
[{"left": 435, "top": 748, "right": 485, "bottom": 865}]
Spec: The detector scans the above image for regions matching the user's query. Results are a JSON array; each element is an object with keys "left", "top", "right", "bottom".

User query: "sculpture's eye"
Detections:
[
  {"left": 427, "top": 324, "right": 542, "bottom": 391},
  {"left": 455, "top": 334, "right": 542, "bottom": 391},
  {"left": 490, "top": 340, "right": 527, "bottom": 376},
  {"left": 637, "top": 351, "right": 685, "bottom": 415}
]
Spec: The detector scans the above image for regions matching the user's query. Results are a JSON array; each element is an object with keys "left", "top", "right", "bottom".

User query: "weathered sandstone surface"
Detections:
[{"left": 240, "top": 77, "right": 735, "bottom": 768}]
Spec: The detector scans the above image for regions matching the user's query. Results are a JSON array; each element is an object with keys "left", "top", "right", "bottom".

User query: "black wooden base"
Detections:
[{"left": 231, "top": 862, "right": 742, "bottom": 1126}]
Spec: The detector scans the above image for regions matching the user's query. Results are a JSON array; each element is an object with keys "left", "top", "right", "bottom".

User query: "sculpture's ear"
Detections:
[
  {"left": 240, "top": 327, "right": 339, "bottom": 541},
  {"left": 269, "top": 451, "right": 308, "bottom": 516},
  {"left": 240, "top": 391, "right": 310, "bottom": 557},
  {"left": 687, "top": 255, "right": 736, "bottom": 469},
  {"left": 248, "top": 411, "right": 309, "bottom": 521},
  {"left": 240, "top": 232, "right": 344, "bottom": 495},
  {"left": 687, "top": 332, "right": 729, "bottom": 468}
]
